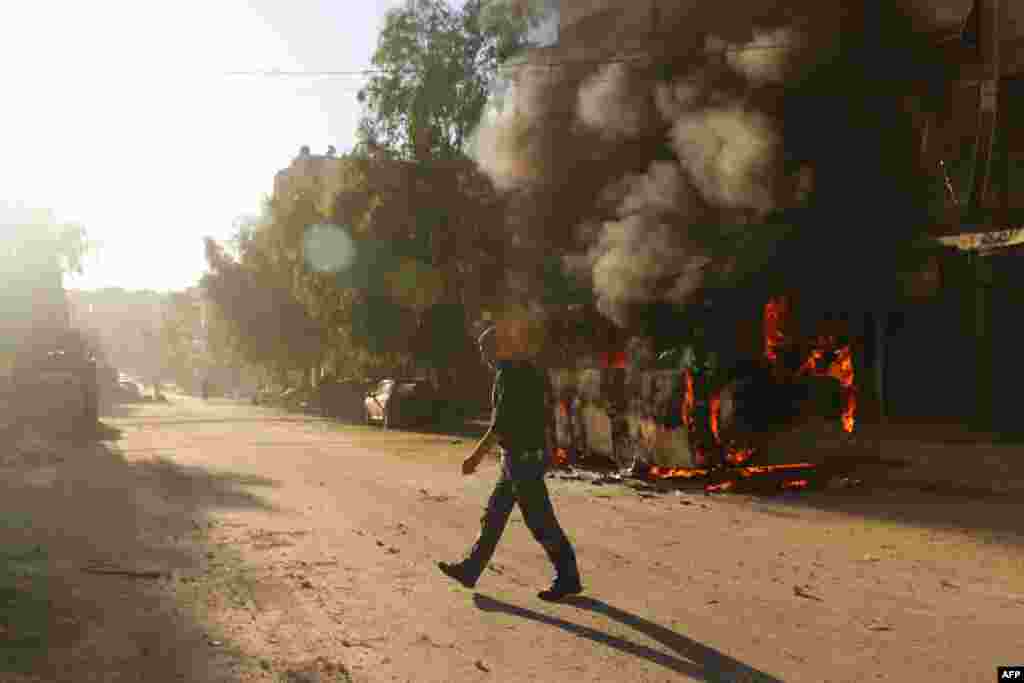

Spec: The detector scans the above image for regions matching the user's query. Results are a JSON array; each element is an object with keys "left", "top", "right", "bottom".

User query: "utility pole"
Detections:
[
  {"left": 968, "top": 0, "right": 1002, "bottom": 433},
  {"left": 967, "top": 0, "right": 1002, "bottom": 214}
]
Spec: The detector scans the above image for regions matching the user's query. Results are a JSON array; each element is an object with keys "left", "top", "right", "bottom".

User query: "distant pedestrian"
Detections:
[{"left": 438, "top": 325, "right": 582, "bottom": 601}]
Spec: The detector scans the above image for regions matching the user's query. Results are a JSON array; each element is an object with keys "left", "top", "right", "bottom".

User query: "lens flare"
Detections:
[{"left": 303, "top": 224, "right": 356, "bottom": 274}]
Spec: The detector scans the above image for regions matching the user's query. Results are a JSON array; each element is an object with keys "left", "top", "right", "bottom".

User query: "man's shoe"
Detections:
[
  {"left": 437, "top": 561, "right": 477, "bottom": 589},
  {"left": 537, "top": 579, "right": 583, "bottom": 602}
]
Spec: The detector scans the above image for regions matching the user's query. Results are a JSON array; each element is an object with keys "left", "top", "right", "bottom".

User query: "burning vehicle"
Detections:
[
  {"left": 467, "top": 0, "right": 1023, "bottom": 487},
  {"left": 544, "top": 295, "right": 854, "bottom": 492}
]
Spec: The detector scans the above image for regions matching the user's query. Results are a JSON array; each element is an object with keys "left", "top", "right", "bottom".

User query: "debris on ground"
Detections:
[
  {"left": 341, "top": 637, "right": 384, "bottom": 649},
  {"left": 417, "top": 634, "right": 455, "bottom": 649},
  {"left": 81, "top": 565, "right": 168, "bottom": 579},
  {"left": 827, "top": 476, "right": 865, "bottom": 490},
  {"left": 866, "top": 621, "right": 894, "bottom": 632},
  {"left": 419, "top": 488, "right": 451, "bottom": 503},
  {"left": 281, "top": 657, "right": 352, "bottom": 682},
  {"left": 475, "top": 659, "right": 491, "bottom": 672},
  {"left": 793, "top": 585, "right": 824, "bottom": 602}
]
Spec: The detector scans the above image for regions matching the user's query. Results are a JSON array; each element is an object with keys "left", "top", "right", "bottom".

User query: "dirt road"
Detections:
[{"left": 3, "top": 395, "right": 1023, "bottom": 682}]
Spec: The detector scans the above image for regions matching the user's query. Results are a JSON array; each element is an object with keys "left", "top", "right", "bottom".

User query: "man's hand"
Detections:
[
  {"left": 461, "top": 452, "right": 483, "bottom": 476},
  {"left": 462, "top": 429, "right": 497, "bottom": 475}
]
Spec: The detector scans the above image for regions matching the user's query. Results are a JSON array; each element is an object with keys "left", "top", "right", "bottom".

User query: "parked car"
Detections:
[
  {"left": 9, "top": 347, "right": 97, "bottom": 435},
  {"left": 364, "top": 379, "right": 440, "bottom": 429},
  {"left": 319, "top": 379, "right": 375, "bottom": 422}
]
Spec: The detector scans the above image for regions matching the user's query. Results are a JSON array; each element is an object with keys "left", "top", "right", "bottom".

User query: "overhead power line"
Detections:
[{"left": 222, "top": 43, "right": 797, "bottom": 79}]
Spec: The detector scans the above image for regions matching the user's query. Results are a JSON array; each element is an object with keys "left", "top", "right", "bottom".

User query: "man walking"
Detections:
[{"left": 438, "top": 325, "right": 582, "bottom": 601}]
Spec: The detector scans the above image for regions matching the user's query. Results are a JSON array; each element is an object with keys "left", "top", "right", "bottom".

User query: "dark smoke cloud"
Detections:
[{"left": 472, "top": 0, "right": 952, "bottom": 329}]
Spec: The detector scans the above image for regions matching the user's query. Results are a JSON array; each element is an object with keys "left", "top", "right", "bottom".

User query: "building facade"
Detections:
[{"left": 273, "top": 145, "right": 350, "bottom": 206}]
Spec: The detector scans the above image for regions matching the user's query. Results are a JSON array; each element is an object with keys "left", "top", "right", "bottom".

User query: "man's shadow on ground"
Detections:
[{"left": 472, "top": 594, "right": 783, "bottom": 683}]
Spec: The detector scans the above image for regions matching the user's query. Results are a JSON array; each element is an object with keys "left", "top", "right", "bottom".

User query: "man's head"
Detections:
[{"left": 477, "top": 325, "right": 497, "bottom": 370}]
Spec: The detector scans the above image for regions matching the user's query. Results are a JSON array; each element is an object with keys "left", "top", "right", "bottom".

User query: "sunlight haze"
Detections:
[{"left": 1, "top": 0, "right": 405, "bottom": 292}]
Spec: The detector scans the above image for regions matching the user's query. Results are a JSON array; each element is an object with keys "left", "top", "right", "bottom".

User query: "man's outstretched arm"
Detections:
[
  {"left": 463, "top": 372, "right": 504, "bottom": 475},
  {"left": 463, "top": 427, "right": 498, "bottom": 475}
]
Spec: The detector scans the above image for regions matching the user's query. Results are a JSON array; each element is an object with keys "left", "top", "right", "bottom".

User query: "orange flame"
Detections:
[
  {"left": 681, "top": 372, "right": 757, "bottom": 467},
  {"left": 682, "top": 371, "right": 695, "bottom": 430},
  {"left": 828, "top": 345, "right": 857, "bottom": 433},
  {"left": 725, "top": 447, "right": 755, "bottom": 465},
  {"left": 709, "top": 392, "right": 721, "bottom": 441},
  {"left": 763, "top": 296, "right": 789, "bottom": 363},
  {"left": 705, "top": 480, "right": 735, "bottom": 493},
  {"left": 781, "top": 478, "right": 810, "bottom": 490},
  {"left": 797, "top": 338, "right": 856, "bottom": 433},
  {"left": 764, "top": 299, "right": 857, "bottom": 434},
  {"left": 553, "top": 448, "right": 570, "bottom": 467},
  {"left": 648, "top": 462, "right": 816, "bottom": 480},
  {"left": 649, "top": 465, "right": 708, "bottom": 479},
  {"left": 710, "top": 387, "right": 757, "bottom": 465},
  {"left": 602, "top": 351, "right": 627, "bottom": 369},
  {"left": 739, "top": 463, "right": 816, "bottom": 475}
]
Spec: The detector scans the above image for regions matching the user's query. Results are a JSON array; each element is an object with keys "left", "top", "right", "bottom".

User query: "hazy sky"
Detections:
[{"left": 1, "top": 0, "right": 407, "bottom": 292}]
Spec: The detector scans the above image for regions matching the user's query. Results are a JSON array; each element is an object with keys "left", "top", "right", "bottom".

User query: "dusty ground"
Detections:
[{"left": 2, "top": 394, "right": 1023, "bottom": 682}]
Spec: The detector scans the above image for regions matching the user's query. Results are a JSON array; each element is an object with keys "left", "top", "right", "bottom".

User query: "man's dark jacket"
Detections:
[{"left": 490, "top": 360, "right": 551, "bottom": 454}]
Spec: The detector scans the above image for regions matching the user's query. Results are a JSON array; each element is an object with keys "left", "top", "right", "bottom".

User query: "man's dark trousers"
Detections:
[{"left": 461, "top": 448, "right": 579, "bottom": 585}]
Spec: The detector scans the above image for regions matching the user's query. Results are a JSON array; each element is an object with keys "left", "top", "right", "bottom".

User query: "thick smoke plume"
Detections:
[{"left": 472, "top": 0, "right": 952, "bottom": 329}]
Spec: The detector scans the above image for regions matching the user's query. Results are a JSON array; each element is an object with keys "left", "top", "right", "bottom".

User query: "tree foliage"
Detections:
[
  {"left": 356, "top": 0, "right": 539, "bottom": 160},
  {"left": 324, "top": 150, "right": 508, "bottom": 375},
  {"left": 200, "top": 0, "right": 543, "bottom": 382},
  {"left": 159, "top": 290, "right": 204, "bottom": 389},
  {"left": 1, "top": 207, "right": 91, "bottom": 277},
  {"left": 201, "top": 236, "right": 325, "bottom": 375},
  {"left": 1, "top": 206, "right": 92, "bottom": 359},
  {"left": 410, "top": 301, "right": 476, "bottom": 368}
]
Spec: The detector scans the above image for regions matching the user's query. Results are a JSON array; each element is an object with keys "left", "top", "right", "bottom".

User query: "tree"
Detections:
[
  {"left": 1, "top": 207, "right": 90, "bottom": 277},
  {"left": 354, "top": 0, "right": 562, "bottom": 388},
  {"left": 324, "top": 147, "right": 507, "bottom": 375},
  {"left": 356, "top": 0, "right": 542, "bottom": 160},
  {"left": 201, "top": 237, "right": 325, "bottom": 387},
  {"left": 1, "top": 206, "right": 92, "bottom": 362},
  {"left": 410, "top": 301, "right": 475, "bottom": 368},
  {"left": 159, "top": 291, "right": 203, "bottom": 391}
]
